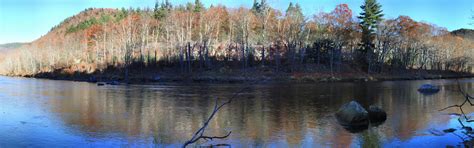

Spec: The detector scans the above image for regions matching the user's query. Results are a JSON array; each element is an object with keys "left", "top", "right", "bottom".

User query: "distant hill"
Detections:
[
  {"left": 451, "top": 28, "right": 474, "bottom": 41},
  {"left": 0, "top": 42, "right": 26, "bottom": 51}
]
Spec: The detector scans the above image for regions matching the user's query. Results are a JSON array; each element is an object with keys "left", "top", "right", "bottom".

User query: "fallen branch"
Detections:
[
  {"left": 439, "top": 80, "right": 474, "bottom": 123},
  {"left": 435, "top": 79, "right": 474, "bottom": 146},
  {"left": 182, "top": 85, "right": 251, "bottom": 147}
]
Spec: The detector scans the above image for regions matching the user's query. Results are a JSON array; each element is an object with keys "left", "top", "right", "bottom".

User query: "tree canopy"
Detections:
[{"left": 0, "top": 1, "right": 472, "bottom": 78}]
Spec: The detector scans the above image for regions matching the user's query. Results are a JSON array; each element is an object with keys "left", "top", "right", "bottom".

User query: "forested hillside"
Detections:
[
  {"left": 452, "top": 29, "right": 474, "bottom": 41},
  {"left": 0, "top": 0, "right": 472, "bottom": 82},
  {"left": 0, "top": 42, "right": 26, "bottom": 50}
]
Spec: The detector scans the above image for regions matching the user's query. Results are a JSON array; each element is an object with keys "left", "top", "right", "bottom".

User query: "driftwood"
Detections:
[{"left": 183, "top": 86, "right": 251, "bottom": 147}]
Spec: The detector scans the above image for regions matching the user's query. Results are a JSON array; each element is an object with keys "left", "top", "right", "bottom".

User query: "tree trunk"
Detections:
[
  {"left": 261, "top": 46, "right": 265, "bottom": 67},
  {"left": 187, "top": 42, "right": 192, "bottom": 73}
]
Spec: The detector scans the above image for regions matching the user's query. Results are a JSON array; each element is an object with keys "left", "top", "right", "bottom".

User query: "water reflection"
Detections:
[{"left": 0, "top": 76, "right": 473, "bottom": 147}]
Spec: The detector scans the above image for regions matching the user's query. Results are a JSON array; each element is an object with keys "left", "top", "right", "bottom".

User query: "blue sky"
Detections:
[{"left": 0, "top": 0, "right": 473, "bottom": 44}]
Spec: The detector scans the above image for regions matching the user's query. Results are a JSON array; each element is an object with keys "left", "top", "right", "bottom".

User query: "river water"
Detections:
[{"left": 0, "top": 76, "right": 473, "bottom": 147}]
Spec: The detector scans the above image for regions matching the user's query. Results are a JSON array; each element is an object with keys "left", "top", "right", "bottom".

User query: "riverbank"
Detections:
[{"left": 9, "top": 66, "right": 474, "bottom": 84}]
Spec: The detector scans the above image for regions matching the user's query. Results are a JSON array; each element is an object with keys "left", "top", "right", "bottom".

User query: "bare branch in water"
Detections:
[
  {"left": 182, "top": 85, "right": 252, "bottom": 147},
  {"left": 439, "top": 80, "right": 474, "bottom": 124},
  {"left": 436, "top": 79, "right": 474, "bottom": 146}
]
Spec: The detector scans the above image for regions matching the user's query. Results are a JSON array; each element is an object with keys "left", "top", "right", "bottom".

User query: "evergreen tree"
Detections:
[
  {"left": 252, "top": 0, "right": 269, "bottom": 15},
  {"left": 357, "top": 0, "right": 383, "bottom": 70},
  {"left": 251, "top": 0, "right": 260, "bottom": 13},
  {"left": 154, "top": 0, "right": 170, "bottom": 20},
  {"left": 154, "top": 1, "right": 159, "bottom": 13},
  {"left": 286, "top": 2, "right": 303, "bottom": 19},
  {"left": 294, "top": 3, "right": 303, "bottom": 17},
  {"left": 194, "top": 0, "right": 204, "bottom": 13},
  {"left": 286, "top": 2, "right": 294, "bottom": 14},
  {"left": 164, "top": 0, "right": 172, "bottom": 10}
]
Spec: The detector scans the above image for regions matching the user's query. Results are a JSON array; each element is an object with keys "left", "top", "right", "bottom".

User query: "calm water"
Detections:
[{"left": 0, "top": 76, "right": 473, "bottom": 147}]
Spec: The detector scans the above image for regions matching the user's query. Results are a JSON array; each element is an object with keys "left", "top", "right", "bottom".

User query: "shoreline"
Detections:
[{"left": 4, "top": 70, "right": 473, "bottom": 84}]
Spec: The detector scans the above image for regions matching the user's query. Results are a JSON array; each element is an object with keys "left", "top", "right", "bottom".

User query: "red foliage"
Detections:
[
  {"left": 85, "top": 24, "right": 102, "bottom": 50},
  {"left": 333, "top": 4, "right": 352, "bottom": 24}
]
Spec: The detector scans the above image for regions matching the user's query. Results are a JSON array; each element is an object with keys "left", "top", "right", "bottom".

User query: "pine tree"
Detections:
[
  {"left": 251, "top": 0, "right": 260, "bottom": 13},
  {"left": 252, "top": 0, "right": 269, "bottom": 16},
  {"left": 358, "top": 0, "right": 383, "bottom": 71},
  {"left": 286, "top": 2, "right": 303, "bottom": 19},
  {"left": 154, "top": 1, "right": 159, "bottom": 14},
  {"left": 165, "top": 0, "right": 172, "bottom": 10},
  {"left": 154, "top": 0, "right": 171, "bottom": 20},
  {"left": 286, "top": 2, "right": 294, "bottom": 14},
  {"left": 194, "top": 0, "right": 204, "bottom": 13},
  {"left": 294, "top": 3, "right": 303, "bottom": 17}
]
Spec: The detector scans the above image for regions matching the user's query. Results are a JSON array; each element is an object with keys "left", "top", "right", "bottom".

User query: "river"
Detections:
[{"left": 0, "top": 76, "right": 473, "bottom": 147}]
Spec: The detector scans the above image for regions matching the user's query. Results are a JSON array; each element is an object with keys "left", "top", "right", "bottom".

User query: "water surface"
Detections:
[{"left": 0, "top": 76, "right": 473, "bottom": 147}]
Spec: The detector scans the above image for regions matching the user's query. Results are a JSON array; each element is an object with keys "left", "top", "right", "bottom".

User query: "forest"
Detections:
[{"left": 0, "top": 0, "right": 473, "bottom": 82}]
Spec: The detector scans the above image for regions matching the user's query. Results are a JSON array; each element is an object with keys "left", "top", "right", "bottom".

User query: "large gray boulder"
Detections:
[{"left": 335, "top": 101, "right": 369, "bottom": 127}]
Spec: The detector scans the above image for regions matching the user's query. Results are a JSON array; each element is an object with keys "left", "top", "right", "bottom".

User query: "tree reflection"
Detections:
[{"left": 42, "top": 80, "right": 472, "bottom": 146}]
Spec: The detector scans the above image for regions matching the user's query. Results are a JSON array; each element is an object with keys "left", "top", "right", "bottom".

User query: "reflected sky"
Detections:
[{"left": 0, "top": 76, "right": 473, "bottom": 147}]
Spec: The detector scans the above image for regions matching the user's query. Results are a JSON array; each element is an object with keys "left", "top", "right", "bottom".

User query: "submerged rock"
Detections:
[
  {"left": 368, "top": 105, "right": 387, "bottom": 125},
  {"left": 443, "top": 128, "right": 456, "bottom": 133},
  {"left": 418, "top": 84, "right": 440, "bottom": 94},
  {"left": 335, "top": 101, "right": 369, "bottom": 128},
  {"left": 463, "top": 126, "right": 473, "bottom": 132},
  {"left": 106, "top": 80, "right": 120, "bottom": 85}
]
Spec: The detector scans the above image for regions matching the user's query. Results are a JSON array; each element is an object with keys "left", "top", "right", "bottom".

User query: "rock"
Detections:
[
  {"left": 87, "top": 77, "right": 97, "bottom": 83},
  {"left": 367, "top": 105, "right": 387, "bottom": 125},
  {"left": 463, "top": 126, "right": 473, "bottom": 132},
  {"left": 97, "top": 82, "right": 105, "bottom": 86},
  {"left": 443, "top": 128, "right": 456, "bottom": 133},
  {"left": 418, "top": 84, "right": 440, "bottom": 94},
  {"left": 335, "top": 101, "right": 369, "bottom": 127},
  {"left": 106, "top": 80, "right": 120, "bottom": 85}
]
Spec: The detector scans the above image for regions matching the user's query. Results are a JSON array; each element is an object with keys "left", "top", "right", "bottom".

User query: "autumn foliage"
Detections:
[{"left": 0, "top": 1, "right": 472, "bottom": 78}]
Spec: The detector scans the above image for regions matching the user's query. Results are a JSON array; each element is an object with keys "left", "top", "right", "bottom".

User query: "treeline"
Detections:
[{"left": 0, "top": 0, "right": 473, "bottom": 77}]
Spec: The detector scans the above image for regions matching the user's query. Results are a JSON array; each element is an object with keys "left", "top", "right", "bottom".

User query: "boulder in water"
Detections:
[
  {"left": 367, "top": 105, "right": 387, "bottom": 125},
  {"left": 335, "top": 101, "right": 369, "bottom": 127},
  {"left": 418, "top": 84, "right": 440, "bottom": 94},
  {"left": 106, "top": 80, "right": 120, "bottom": 85},
  {"left": 443, "top": 128, "right": 456, "bottom": 133}
]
